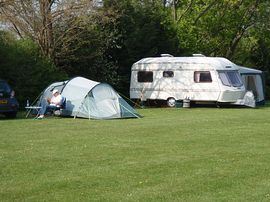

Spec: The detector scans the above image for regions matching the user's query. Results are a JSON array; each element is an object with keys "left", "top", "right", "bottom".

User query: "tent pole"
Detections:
[
  {"left": 119, "top": 101, "right": 140, "bottom": 118},
  {"left": 74, "top": 101, "right": 83, "bottom": 119},
  {"left": 88, "top": 97, "right": 91, "bottom": 120},
  {"left": 117, "top": 91, "right": 144, "bottom": 109}
]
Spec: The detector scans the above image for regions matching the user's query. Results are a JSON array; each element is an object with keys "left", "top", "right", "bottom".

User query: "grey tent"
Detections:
[
  {"left": 38, "top": 77, "right": 139, "bottom": 119},
  {"left": 238, "top": 66, "right": 265, "bottom": 105}
]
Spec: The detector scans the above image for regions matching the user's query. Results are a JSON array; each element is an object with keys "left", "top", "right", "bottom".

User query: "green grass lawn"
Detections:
[{"left": 1, "top": 105, "right": 270, "bottom": 201}]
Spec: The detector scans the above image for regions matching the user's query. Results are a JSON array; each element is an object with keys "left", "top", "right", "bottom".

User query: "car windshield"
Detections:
[
  {"left": 218, "top": 71, "right": 243, "bottom": 87},
  {"left": 0, "top": 81, "right": 11, "bottom": 92}
]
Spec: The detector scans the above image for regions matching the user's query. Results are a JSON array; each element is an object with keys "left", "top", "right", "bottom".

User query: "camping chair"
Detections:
[{"left": 26, "top": 97, "right": 66, "bottom": 118}]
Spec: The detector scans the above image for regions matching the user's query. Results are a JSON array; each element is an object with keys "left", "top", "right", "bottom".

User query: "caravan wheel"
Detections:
[{"left": 167, "top": 97, "right": 176, "bottom": 107}]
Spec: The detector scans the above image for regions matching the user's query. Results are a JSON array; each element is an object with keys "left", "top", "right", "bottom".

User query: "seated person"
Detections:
[{"left": 37, "top": 89, "right": 64, "bottom": 119}]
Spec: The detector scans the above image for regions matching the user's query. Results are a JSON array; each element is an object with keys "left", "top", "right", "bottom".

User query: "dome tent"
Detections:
[{"left": 38, "top": 77, "right": 139, "bottom": 119}]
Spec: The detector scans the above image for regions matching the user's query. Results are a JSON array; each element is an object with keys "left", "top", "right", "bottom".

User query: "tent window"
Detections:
[
  {"left": 163, "top": 71, "right": 174, "bottom": 78},
  {"left": 138, "top": 71, "right": 153, "bottom": 83},
  {"left": 194, "top": 71, "right": 212, "bottom": 83},
  {"left": 246, "top": 76, "right": 258, "bottom": 98}
]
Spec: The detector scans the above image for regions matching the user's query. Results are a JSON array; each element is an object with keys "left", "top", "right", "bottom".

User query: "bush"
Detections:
[{"left": 0, "top": 31, "right": 67, "bottom": 108}]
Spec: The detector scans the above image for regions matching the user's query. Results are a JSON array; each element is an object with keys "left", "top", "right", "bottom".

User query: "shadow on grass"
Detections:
[
  {"left": 1, "top": 101, "right": 269, "bottom": 121},
  {"left": 0, "top": 111, "right": 70, "bottom": 121},
  {"left": 135, "top": 101, "right": 270, "bottom": 109}
]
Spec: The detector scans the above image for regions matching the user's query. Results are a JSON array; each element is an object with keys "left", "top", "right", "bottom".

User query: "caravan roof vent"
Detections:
[
  {"left": 192, "top": 54, "right": 206, "bottom": 57},
  {"left": 161, "top": 54, "right": 174, "bottom": 57}
]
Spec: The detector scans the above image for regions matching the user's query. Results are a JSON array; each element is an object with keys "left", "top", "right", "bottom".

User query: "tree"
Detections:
[
  {"left": 168, "top": 0, "right": 270, "bottom": 59},
  {"left": 0, "top": 0, "right": 93, "bottom": 61},
  {"left": 100, "top": 0, "right": 181, "bottom": 93},
  {"left": 52, "top": 7, "right": 121, "bottom": 85}
]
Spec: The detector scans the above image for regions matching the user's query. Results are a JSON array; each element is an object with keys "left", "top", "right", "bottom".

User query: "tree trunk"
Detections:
[
  {"left": 225, "top": 29, "right": 245, "bottom": 59},
  {"left": 173, "top": 0, "right": 177, "bottom": 22},
  {"left": 39, "top": 0, "right": 54, "bottom": 59}
]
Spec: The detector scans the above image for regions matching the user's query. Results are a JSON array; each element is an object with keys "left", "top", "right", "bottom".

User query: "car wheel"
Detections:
[
  {"left": 5, "top": 112, "right": 17, "bottom": 118},
  {"left": 167, "top": 97, "right": 176, "bottom": 107}
]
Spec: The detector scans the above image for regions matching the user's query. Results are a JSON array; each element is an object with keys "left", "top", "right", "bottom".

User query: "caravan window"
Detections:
[
  {"left": 163, "top": 71, "right": 174, "bottom": 78},
  {"left": 138, "top": 71, "right": 153, "bottom": 83},
  {"left": 219, "top": 72, "right": 231, "bottom": 86},
  {"left": 218, "top": 71, "right": 243, "bottom": 87},
  {"left": 194, "top": 71, "right": 212, "bottom": 83},
  {"left": 227, "top": 71, "right": 242, "bottom": 87}
]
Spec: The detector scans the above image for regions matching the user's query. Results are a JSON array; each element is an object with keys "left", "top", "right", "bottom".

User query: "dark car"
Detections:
[{"left": 0, "top": 80, "right": 19, "bottom": 118}]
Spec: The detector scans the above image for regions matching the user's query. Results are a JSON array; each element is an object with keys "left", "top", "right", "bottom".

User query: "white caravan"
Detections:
[{"left": 130, "top": 55, "right": 248, "bottom": 107}]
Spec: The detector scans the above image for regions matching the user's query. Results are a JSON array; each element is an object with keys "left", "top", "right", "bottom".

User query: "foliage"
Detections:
[
  {"left": 0, "top": 31, "right": 67, "bottom": 107},
  {"left": 53, "top": 13, "right": 120, "bottom": 86},
  {"left": 101, "top": 0, "right": 181, "bottom": 93},
  {"left": 54, "top": 0, "right": 181, "bottom": 94},
  {"left": 1, "top": 0, "right": 270, "bottom": 98},
  {"left": 0, "top": 0, "right": 94, "bottom": 60},
  {"left": 172, "top": 0, "right": 269, "bottom": 58},
  {"left": 1, "top": 106, "right": 270, "bottom": 201}
]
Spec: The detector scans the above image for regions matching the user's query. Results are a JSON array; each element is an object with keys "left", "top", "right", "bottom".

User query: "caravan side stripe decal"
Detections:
[{"left": 130, "top": 88, "right": 220, "bottom": 92}]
